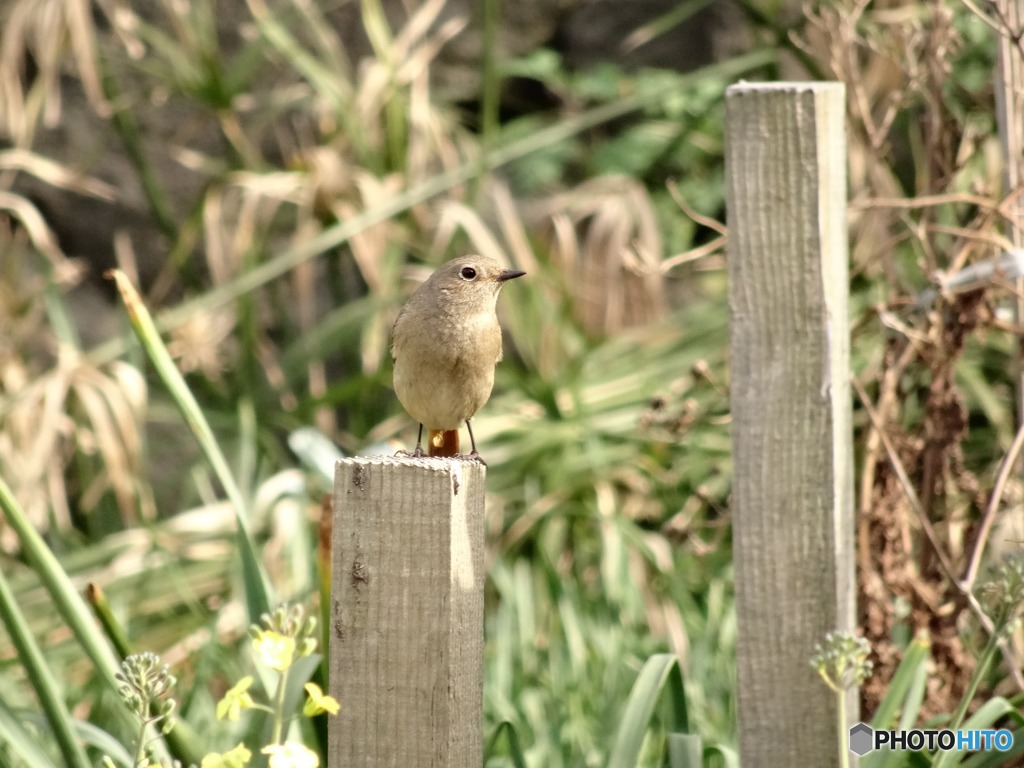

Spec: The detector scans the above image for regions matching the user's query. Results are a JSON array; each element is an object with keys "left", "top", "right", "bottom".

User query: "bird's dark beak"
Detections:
[{"left": 497, "top": 269, "right": 526, "bottom": 282}]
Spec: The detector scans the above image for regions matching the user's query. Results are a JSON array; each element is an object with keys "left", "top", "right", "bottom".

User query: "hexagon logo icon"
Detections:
[{"left": 849, "top": 722, "right": 874, "bottom": 756}]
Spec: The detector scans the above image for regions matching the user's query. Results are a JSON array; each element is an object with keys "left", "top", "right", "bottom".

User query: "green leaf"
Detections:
[
  {"left": 871, "top": 637, "right": 931, "bottom": 730},
  {"left": 0, "top": 477, "right": 133, "bottom": 729},
  {"left": 0, "top": 699, "right": 60, "bottom": 768},
  {"left": 960, "top": 725, "right": 1024, "bottom": 768},
  {"left": 607, "top": 653, "right": 689, "bottom": 768},
  {"left": 108, "top": 270, "right": 273, "bottom": 623},
  {"left": 485, "top": 721, "right": 528, "bottom": 768},
  {"left": 667, "top": 733, "right": 702, "bottom": 767},
  {"left": 0, "top": 564, "right": 90, "bottom": 768}
]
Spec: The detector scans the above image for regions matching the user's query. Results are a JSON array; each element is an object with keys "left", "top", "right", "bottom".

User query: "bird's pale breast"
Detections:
[{"left": 392, "top": 308, "right": 502, "bottom": 429}]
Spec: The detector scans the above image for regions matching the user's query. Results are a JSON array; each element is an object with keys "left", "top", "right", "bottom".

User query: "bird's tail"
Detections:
[{"left": 428, "top": 429, "right": 460, "bottom": 457}]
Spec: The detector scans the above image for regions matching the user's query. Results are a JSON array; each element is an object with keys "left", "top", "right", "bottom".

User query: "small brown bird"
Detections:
[{"left": 391, "top": 255, "right": 525, "bottom": 463}]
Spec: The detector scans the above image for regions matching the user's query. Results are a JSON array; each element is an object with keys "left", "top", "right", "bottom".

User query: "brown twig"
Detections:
[
  {"left": 853, "top": 375, "right": 1024, "bottom": 691},
  {"left": 851, "top": 192, "right": 1005, "bottom": 211},
  {"left": 963, "top": 418, "right": 1024, "bottom": 589},
  {"left": 853, "top": 376, "right": 959, "bottom": 582},
  {"left": 662, "top": 180, "right": 728, "bottom": 271}
]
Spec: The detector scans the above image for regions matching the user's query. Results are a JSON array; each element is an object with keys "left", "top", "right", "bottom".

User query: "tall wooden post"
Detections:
[
  {"left": 329, "top": 457, "right": 486, "bottom": 767},
  {"left": 726, "top": 82, "right": 856, "bottom": 766},
  {"left": 995, "top": 0, "right": 1024, "bottom": 443}
]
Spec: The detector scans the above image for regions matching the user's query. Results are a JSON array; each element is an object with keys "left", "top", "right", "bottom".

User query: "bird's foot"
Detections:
[
  {"left": 459, "top": 450, "right": 487, "bottom": 467},
  {"left": 395, "top": 444, "right": 428, "bottom": 459}
]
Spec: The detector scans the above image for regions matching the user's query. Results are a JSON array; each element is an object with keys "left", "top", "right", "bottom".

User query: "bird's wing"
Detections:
[{"left": 390, "top": 306, "right": 406, "bottom": 362}]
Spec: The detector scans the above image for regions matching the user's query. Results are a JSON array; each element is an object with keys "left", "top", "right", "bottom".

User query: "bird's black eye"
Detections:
[{"left": 460, "top": 266, "right": 477, "bottom": 280}]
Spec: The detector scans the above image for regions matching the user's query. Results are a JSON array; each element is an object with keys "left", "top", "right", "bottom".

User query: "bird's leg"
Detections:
[
  {"left": 395, "top": 424, "right": 428, "bottom": 459},
  {"left": 412, "top": 424, "right": 427, "bottom": 457},
  {"left": 464, "top": 420, "right": 487, "bottom": 465}
]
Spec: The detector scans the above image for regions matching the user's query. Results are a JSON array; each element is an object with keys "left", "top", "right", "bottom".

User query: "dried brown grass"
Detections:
[
  {"left": 0, "top": 234, "right": 153, "bottom": 543},
  {"left": 801, "top": 0, "right": 1021, "bottom": 717},
  {"left": 0, "top": 0, "right": 675, "bottom": 542}
]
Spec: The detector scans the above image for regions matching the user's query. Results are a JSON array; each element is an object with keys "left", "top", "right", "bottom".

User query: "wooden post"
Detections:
[
  {"left": 726, "top": 82, "right": 855, "bottom": 766},
  {"left": 995, "top": 0, "right": 1024, "bottom": 442},
  {"left": 329, "top": 456, "right": 486, "bottom": 767}
]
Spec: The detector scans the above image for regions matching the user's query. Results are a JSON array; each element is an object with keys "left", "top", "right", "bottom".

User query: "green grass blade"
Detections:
[
  {"left": 485, "top": 721, "right": 528, "bottom": 768},
  {"left": 962, "top": 697, "right": 1023, "bottom": 730},
  {"left": 704, "top": 743, "right": 740, "bottom": 768},
  {"left": 247, "top": 2, "right": 350, "bottom": 107},
  {"left": 622, "top": 0, "right": 714, "bottom": 53},
  {"left": 86, "top": 583, "right": 134, "bottom": 659},
  {"left": 871, "top": 637, "right": 931, "bottom": 730},
  {"left": 0, "top": 698, "right": 60, "bottom": 768},
  {"left": 944, "top": 698, "right": 1024, "bottom": 767},
  {"left": 0, "top": 488, "right": 175, "bottom": 762},
  {"left": 861, "top": 638, "right": 931, "bottom": 768},
  {"left": 960, "top": 725, "right": 1024, "bottom": 768},
  {"left": 0, "top": 476, "right": 124, "bottom": 691},
  {"left": 72, "top": 718, "right": 134, "bottom": 767},
  {"left": 667, "top": 733, "right": 702, "bottom": 767},
  {"left": 108, "top": 270, "right": 272, "bottom": 621},
  {"left": 607, "top": 653, "right": 688, "bottom": 768},
  {"left": 0, "top": 564, "right": 91, "bottom": 768},
  {"left": 895, "top": 644, "right": 930, "bottom": 732}
]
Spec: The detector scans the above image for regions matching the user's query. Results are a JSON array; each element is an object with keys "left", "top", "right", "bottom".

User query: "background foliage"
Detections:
[{"left": 0, "top": 0, "right": 1022, "bottom": 766}]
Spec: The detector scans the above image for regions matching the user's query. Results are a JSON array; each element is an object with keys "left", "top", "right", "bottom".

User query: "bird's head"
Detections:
[{"left": 420, "top": 254, "right": 526, "bottom": 312}]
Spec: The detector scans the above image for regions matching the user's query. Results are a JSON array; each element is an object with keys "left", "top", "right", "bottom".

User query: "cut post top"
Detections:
[
  {"left": 337, "top": 454, "right": 488, "bottom": 472},
  {"left": 727, "top": 80, "right": 845, "bottom": 96}
]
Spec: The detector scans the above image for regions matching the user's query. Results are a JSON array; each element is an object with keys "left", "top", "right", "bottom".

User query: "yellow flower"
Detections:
[
  {"left": 216, "top": 676, "right": 255, "bottom": 721},
  {"left": 302, "top": 683, "right": 340, "bottom": 717},
  {"left": 261, "top": 742, "right": 319, "bottom": 768},
  {"left": 252, "top": 630, "right": 297, "bottom": 672},
  {"left": 201, "top": 742, "right": 252, "bottom": 768}
]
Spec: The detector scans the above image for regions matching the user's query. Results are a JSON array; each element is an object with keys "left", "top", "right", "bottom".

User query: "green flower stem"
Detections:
[
  {"left": 271, "top": 667, "right": 290, "bottom": 746},
  {"left": 129, "top": 718, "right": 148, "bottom": 768},
  {"left": 87, "top": 586, "right": 205, "bottom": 768},
  {"left": 837, "top": 690, "right": 849, "bottom": 768}
]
